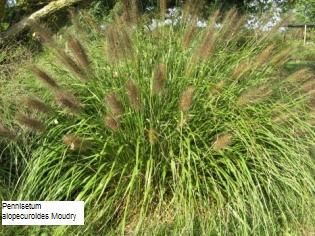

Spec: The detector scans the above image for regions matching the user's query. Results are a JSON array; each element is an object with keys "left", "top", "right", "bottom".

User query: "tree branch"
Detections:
[{"left": 0, "top": 0, "right": 87, "bottom": 41}]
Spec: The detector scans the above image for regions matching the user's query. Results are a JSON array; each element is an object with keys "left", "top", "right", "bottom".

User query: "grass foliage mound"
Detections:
[{"left": 1, "top": 7, "right": 315, "bottom": 235}]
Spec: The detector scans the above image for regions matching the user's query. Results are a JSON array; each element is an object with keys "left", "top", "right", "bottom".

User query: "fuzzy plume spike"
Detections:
[
  {"left": 212, "top": 133, "right": 233, "bottom": 151},
  {"left": 67, "top": 36, "right": 90, "bottom": 70},
  {"left": 231, "top": 63, "right": 251, "bottom": 81},
  {"left": 179, "top": 86, "right": 195, "bottom": 112},
  {"left": 105, "top": 92, "right": 124, "bottom": 116},
  {"left": 286, "top": 68, "right": 313, "bottom": 83},
  {"left": 30, "top": 21, "right": 54, "bottom": 45},
  {"left": 254, "top": 44, "right": 275, "bottom": 67},
  {"left": 106, "top": 24, "right": 134, "bottom": 62},
  {"left": 182, "top": 21, "right": 197, "bottom": 49},
  {"left": 23, "top": 96, "right": 51, "bottom": 114},
  {"left": 152, "top": 63, "right": 167, "bottom": 94},
  {"left": 194, "top": 10, "right": 220, "bottom": 61},
  {"left": 210, "top": 81, "right": 225, "bottom": 95},
  {"left": 121, "top": 0, "right": 139, "bottom": 23},
  {"left": 159, "top": 0, "right": 167, "bottom": 20},
  {"left": 55, "top": 48, "right": 88, "bottom": 81},
  {"left": 219, "top": 8, "right": 238, "bottom": 38},
  {"left": 270, "top": 47, "right": 291, "bottom": 66},
  {"left": 237, "top": 85, "right": 272, "bottom": 106},
  {"left": 301, "top": 79, "right": 315, "bottom": 94},
  {"left": 148, "top": 128, "right": 159, "bottom": 145},
  {"left": 0, "top": 123, "right": 16, "bottom": 140},
  {"left": 63, "top": 134, "right": 88, "bottom": 151},
  {"left": 16, "top": 113, "right": 45, "bottom": 132},
  {"left": 105, "top": 115, "right": 120, "bottom": 131},
  {"left": 30, "top": 65, "right": 60, "bottom": 90},
  {"left": 55, "top": 91, "right": 82, "bottom": 114},
  {"left": 125, "top": 79, "right": 140, "bottom": 110},
  {"left": 272, "top": 113, "right": 293, "bottom": 124}
]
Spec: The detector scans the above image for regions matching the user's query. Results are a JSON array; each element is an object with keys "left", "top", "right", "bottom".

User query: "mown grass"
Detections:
[{"left": 1, "top": 6, "right": 315, "bottom": 236}]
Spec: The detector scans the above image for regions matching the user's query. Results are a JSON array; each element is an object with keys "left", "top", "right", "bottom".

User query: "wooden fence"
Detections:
[{"left": 285, "top": 24, "right": 315, "bottom": 45}]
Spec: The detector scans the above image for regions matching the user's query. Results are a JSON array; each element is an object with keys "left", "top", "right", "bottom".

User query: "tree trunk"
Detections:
[
  {"left": 0, "top": 0, "right": 87, "bottom": 41},
  {"left": 0, "top": 0, "right": 5, "bottom": 20}
]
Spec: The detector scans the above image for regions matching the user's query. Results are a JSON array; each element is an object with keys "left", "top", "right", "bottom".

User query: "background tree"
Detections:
[{"left": 293, "top": 0, "right": 315, "bottom": 22}]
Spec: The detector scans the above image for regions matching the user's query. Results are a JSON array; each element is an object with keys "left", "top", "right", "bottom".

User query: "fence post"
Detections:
[{"left": 304, "top": 24, "right": 307, "bottom": 45}]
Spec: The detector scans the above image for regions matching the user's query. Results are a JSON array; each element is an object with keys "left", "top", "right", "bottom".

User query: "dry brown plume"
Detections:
[
  {"left": 125, "top": 79, "right": 141, "bottom": 110},
  {"left": 237, "top": 85, "right": 272, "bottom": 106},
  {"left": 23, "top": 96, "right": 51, "bottom": 114},
  {"left": 179, "top": 86, "right": 195, "bottom": 112},
  {"left": 152, "top": 63, "right": 167, "bottom": 94},
  {"left": 254, "top": 44, "right": 274, "bottom": 67},
  {"left": 105, "top": 115, "right": 120, "bottom": 131},
  {"left": 182, "top": 22, "right": 197, "bottom": 49},
  {"left": 16, "top": 113, "right": 45, "bottom": 132},
  {"left": 159, "top": 0, "right": 167, "bottom": 19},
  {"left": 55, "top": 48, "right": 88, "bottom": 81},
  {"left": 0, "top": 123, "right": 16, "bottom": 140},
  {"left": 286, "top": 68, "right": 312, "bottom": 83},
  {"left": 63, "top": 134, "right": 88, "bottom": 151},
  {"left": 55, "top": 91, "right": 82, "bottom": 114},
  {"left": 212, "top": 133, "right": 233, "bottom": 151},
  {"left": 106, "top": 23, "right": 134, "bottom": 62},
  {"left": 105, "top": 92, "right": 124, "bottom": 116},
  {"left": 68, "top": 36, "right": 90, "bottom": 70},
  {"left": 148, "top": 128, "right": 159, "bottom": 145},
  {"left": 30, "top": 65, "right": 60, "bottom": 90}
]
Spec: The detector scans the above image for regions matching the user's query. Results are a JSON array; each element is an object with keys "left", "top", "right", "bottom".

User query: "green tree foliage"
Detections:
[{"left": 293, "top": 0, "right": 315, "bottom": 22}]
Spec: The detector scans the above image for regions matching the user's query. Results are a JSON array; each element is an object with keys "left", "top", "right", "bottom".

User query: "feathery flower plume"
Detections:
[
  {"left": 308, "top": 117, "right": 315, "bottom": 126},
  {"left": 106, "top": 24, "right": 134, "bottom": 62},
  {"left": 224, "top": 15, "right": 245, "bottom": 42},
  {"left": 122, "top": 0, "right": 131, "bottom": 22},
  {"left": 272, "top": 113, "right": 292, "bottom": 124},
  {"left": 212, "top": 133, "right": 232, "bottom": 151},
  {"left": 55, "top": 91, "right": 82, "bottom": 114},
  {"left": 121, "top": 0, "right": 139, "bottom": 23},
  {"left": 81, "top": 11, "right": 102, "bottom": 32},
  {"left": 69, "top": 8, "right": 84, "bottom": 33},
  {"left": 182, "top": 0, "right": 201, "bottom": 21},
  {"left": 254, "top": 44, "right": 274, "bottom": 67},
  {"left": 270, "top": 47, "right": 291, "bottom": 65},
  {"left": 301, "top": 79, "right": 315, "bottom": 94},
  {"left": 286, "top": 68, "right": 312, "bottom": 83},
  {"left": 231, "top": 63, "right": 251, "bottom": 81},
  {"left": 130, "top": 0, "right": 139, "bottom": 23},
  {"left": 63, "top": 134, "right": 88, "bottom": 151},
  {"left": 195, "top": 10, "right": 220, "bottom": 61},
  {"left": 179, "top": 86, "right": 195, "bottom": 112},
  {"left": 182, "top": 22, "right": 197, "bottom": 49},
  {"left": 0, "top": 123, "right": 16, "bottom": 140},
  {"left": 30, "top": 65, "right": 60, "bottom": 90},
  {"left": 237, "top": 85, "right": 272, "bottom": 106},
  {"left": 308, "top": 97, "right": 315, "bottom": 111},
  {"left": 159, "top": 0, "right": 167, "bottom": 20},
  {"left": 23, "top": 96, "right": 51, "bottom": 114},
  {"left": 16, "top": 113, "right": 45, "bottom": 132},
  {"left": 104, "top": 115, "right": 120, "bottom": 131},
  {"left": 55, "top": 49, "right": 88, "bottom": 81},
  {"left": 219, "top": 8, "right": 238, "bottom": 39},
  {"left": 210, "top": 81, "right": 225, "bottom": 95},
  {"left": 67, "top": 36, "right": 90, "bottom": 70},
  {"left": 30, "top": 21, "right": 54, "bottom": 45},
  {"left": 125, "top": 79, "right": 140, "bottom": 110},
  {"left": 152, "top": 63, "right": 167, "bottom": 94},
  {"left": 148, "top": 128, "right": 159, "bottom": 145},
  {"left": 105, "top": 92, "right": 124, "bottom": 116}
]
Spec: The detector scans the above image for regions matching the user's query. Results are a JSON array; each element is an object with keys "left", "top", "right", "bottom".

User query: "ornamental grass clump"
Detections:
[{"left": 2, "top": 5, "right": 314, "bottom": 236}]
